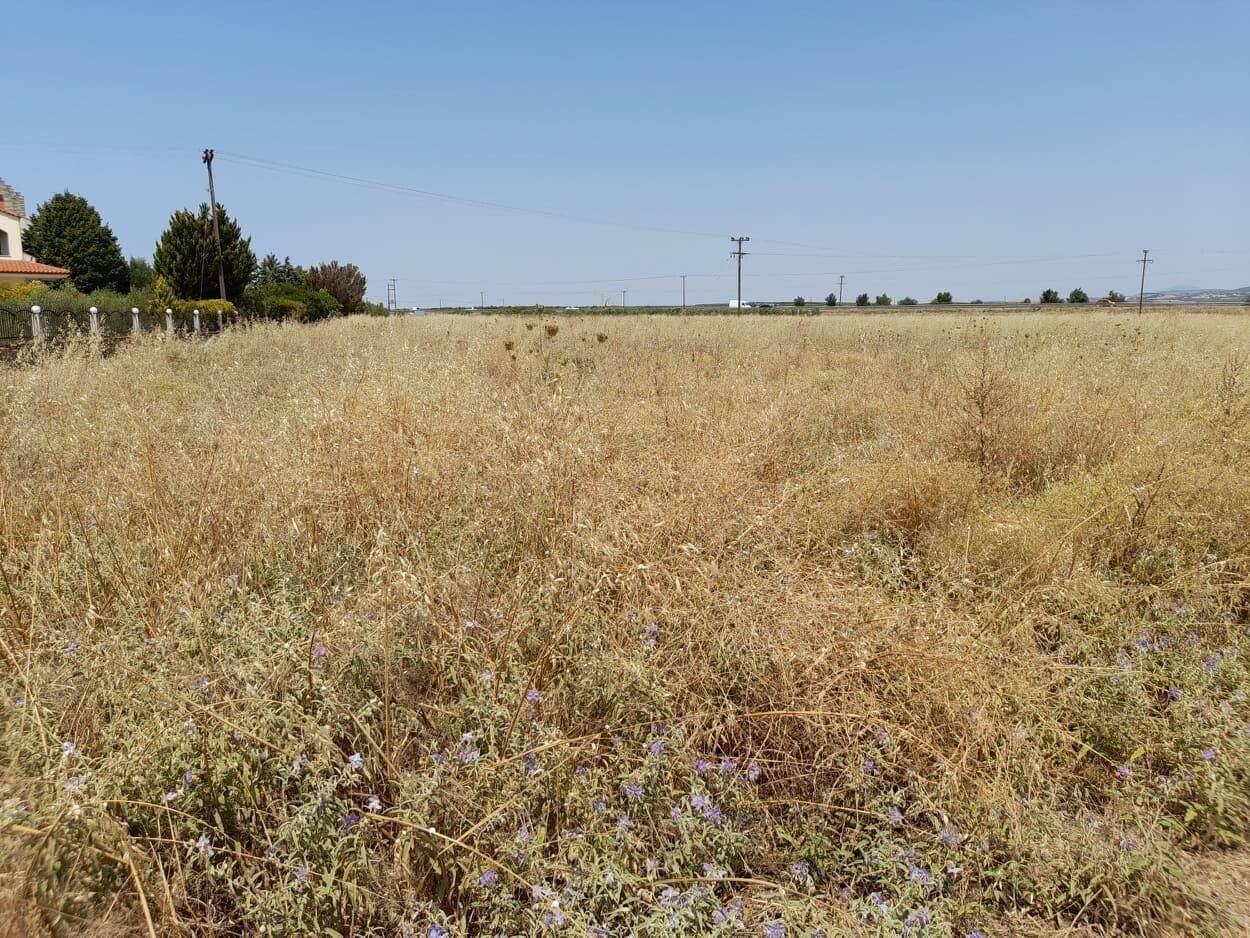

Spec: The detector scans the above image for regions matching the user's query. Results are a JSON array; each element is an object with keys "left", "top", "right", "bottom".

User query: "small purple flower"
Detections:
[
  {"left": 874, "top": 725, "right": 891, "bottom": 745},
  {"left": 694, "top": 759, "right": 710, "bottom": 776},
  {"left": 887, "top": 806, "right": 903, "bottom": 826},
  {"left": 12, "top": 694, "right": 25, "bottom": 708},
  {"left": 525, "top": 688, "right": 542, "bottom": 704},
  {"left": 1116, "top": 765, "right": 1132, "bottom": 781},
  {"left": 522, "top": 752, "right": 540, "bottom": 777},
  {"left": 194, "top": 834, "right": 213, "bottom": 855},
  {"left": 623, "top": 782, "right": 644, "bottom": 801},
  {"left": 861, "top": 758, "right": 877, "bottom": 776},
  {"left": 968, "top": 931, "right": 988, "bottom": 938},
  {"left": 183, "top": 770, "right": 195, "bottom": 787},
  {"left": 647, "top": 739, "right": 665, "bottom": 757},
  {"left": 764, "top": 923, "right": 785, "bottom": 938},
  {"left": 348, "top": 752, "right": 364, "bottom": 770},
  {"left": 691, "top": 793, "right": 710, "bottom": 811},
  {"left": 670, "top": 805, "right": 682, "bottom": 821},
  {"left": 193, "top": 675, "right": 209, "bottom": 691},
  {"left": 789, "top": 860, "right": 811, "bottom": 882},
  {"left": 908, "top": 864, "right": 932, "bottom": 886},
  {"left": 940, "top": 826, "right": 960, "bottom": 847},
  {"left": 479, "top": 868, "right": 498, "bottom": 887},
  {"left": 704, "top": 807, "right": 725, "bottom": 824},
  {"left": 458, "top": 745, "right": 479, "bottom": 764},
  {"left": 746, "top": 760, "right": 761, "bottom": 782},
  {"left": 720, "top": 758, "right": 737, "bottom": 775},
  {"left": 291, "top": 754, "right": 308, "bottom": 776},
  {"left": 427, "top": 927, "right": 449, "bottom": 938},
  {"left": 594, "top": 798, "right": 607, "bottom": 814},
  {"left": 296, "top": 866, "right": 308, "bottom": 883},
  {"left": 1202, "top": 748, "right": 1216, "bottom": 762},
  {"left": 311, "top": 643, "right": 327, "bottom": 658},
  {"left": 366, "top": 794, "right": 382, "bottom": 812},
  {"left": 616, "top": 815, "right": 632, "bottom": 829},
  {"left": 1169, "top": 688, "right": 1182, "bottom": 701},
  {"left": 164, "top": 789, "right": 178, "bottom": 802},
  {"left": 342, "top": 811, "right": 361, "bottom": 830}
]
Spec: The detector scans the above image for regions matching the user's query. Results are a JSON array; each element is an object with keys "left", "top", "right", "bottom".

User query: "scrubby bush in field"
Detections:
[
  {"left": 1069, "top": 287, "right": 1090, "bottom": 304},
  {"left": 4, "top": 312, "right": 1250, "bottom": 935},
  {"left": 856, "top": 293, "right": 870, "bottom": 306},
  {"left": 899, "top": 297, "right": 918, "bottom": 305},
  {"left": 933, "top": 291, "right": 953, "bottom": 304},
  {"left": 243, "top": 282, "right": 341, "bottom": 321},
  {"left": 825, "top": 292, "right": 838, "bottom": 306}
]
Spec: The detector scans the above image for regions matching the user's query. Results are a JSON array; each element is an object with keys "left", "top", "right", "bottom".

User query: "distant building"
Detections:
[{"left": 0, "top": 178, "right": 71, "bottom": 284}]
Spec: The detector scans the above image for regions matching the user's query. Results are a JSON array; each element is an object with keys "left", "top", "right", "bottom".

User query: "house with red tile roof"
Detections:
[{"left": 0, "top": 178, "right": 71, "bottom": 283}]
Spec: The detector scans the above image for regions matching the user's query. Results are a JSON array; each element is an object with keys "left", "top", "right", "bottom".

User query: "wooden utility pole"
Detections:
[
  {"left": 730, "top": 236, "right": 750, "bottom": 308},
  {"left": 1136, "top": 249, "right": 1152, "bottom": 315},
  {"left": 202, "top": 149, "right": 228, "bottom": 302}
]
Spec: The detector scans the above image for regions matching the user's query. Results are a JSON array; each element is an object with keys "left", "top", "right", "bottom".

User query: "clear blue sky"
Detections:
[{"left": 6, "top": 0, "right": 1248, "bottom": 306}]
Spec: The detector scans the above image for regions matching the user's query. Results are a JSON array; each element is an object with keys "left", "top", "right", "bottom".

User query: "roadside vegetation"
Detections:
[{"left": 3, "top": 311, "right": 1250, "bottom": 936}]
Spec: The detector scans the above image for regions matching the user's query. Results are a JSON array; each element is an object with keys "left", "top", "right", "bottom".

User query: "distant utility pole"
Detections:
[
  {"left": 1136, "top": 249, "right": 1152, "bottom": 314},
  {"left": 681, "top": 274, "right": 687, "bottom": 309},
  {"left": 387, "top": 278, "right": 397, "bottom": 311},
  {"left": 201, "top": 149, "right": 227, "bottom": 302},
  {"left": 480, "top": 290, "right": 485, "bottom": 308},
  {"left": 730, "top": 237, "right": 750, "bottom": 308},
  {"left": 620, "top": 288, "right": 627, "bottom": 309},
  {"left": 838, "top": 274, "right": 845, "bottom": 305}
]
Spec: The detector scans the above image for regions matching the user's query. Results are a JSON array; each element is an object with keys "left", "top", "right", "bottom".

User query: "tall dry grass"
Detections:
[{"left": 2, "top": 310, "right": 1250, "bottom": 936}]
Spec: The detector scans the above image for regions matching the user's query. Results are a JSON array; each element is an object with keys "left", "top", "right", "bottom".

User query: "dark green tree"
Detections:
[
  {"left": 825, "top": 292, "right": 838, "bottom": 306},
  {"left": 1040, "top": 289, "right": 1061, "bottom": 304},
  {"left": 253, "top": 253, "right": 307, "bottom": 288},
  {"left": 932, "top": 291, "right": 953, "bottom": 304},
  {"left": 128, "top": 256, "right": 155, "bottom": 291},
  {"left": 153, "top": 203, "right": 257, "bottom": 302},
  {"left": 22, "top": 192, "right": 129, "bottom": 293},
  {"left": 856, "top": 293, "right": 870, "bottom": 306},
  {"left": 1068, "top": 287, "right": 1089, "bottom": 304},
  {"left": 1107, "top": 290, "right": 1126, "bottom": 303},
  {"left": 899, "top": 296, "right": 918, "bottom": 305},
  {"left": 875, "top": 293, "right": 892, "bottom": 306},
  {"left": 792, "top": 295, "right": 806, "bottom": 307},
  {"left": 307, "top": 261, "right": 367, "bottom": 313}
]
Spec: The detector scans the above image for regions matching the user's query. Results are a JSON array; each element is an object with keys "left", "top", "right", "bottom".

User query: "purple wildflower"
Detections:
[
  {"left": 764, "top": 924, "right": 785, "bottom": 938},
  {"left": 525, "top": 688, "right": 543, "bottom": 704},
  {"left": 296, "top": 866, "right": 308, "bottom": 882},
  {"left": 691, "top": 793, "right": 711, "bottom": 811},
  {"left": 1202, "top": 748, "right": 1216, "bottom": 762},
  {"left": 694, "top": 758, "right": 710, "bottom": 776},
  {"left": 311, "top": 644, "right": 327, "bottom": 658},
  {"left": 940, "top": 826, "right": 960, "bottom": 847},
  {"left": 720, "top": 758, "right": 737, "bottom": 775},
  {"left": 1116, "top": 765, "right": 1132, "bottom": 781},
  {"left": 366, "top": 794, "right": 382, "bottom": 812},
  {"left": 616, "top": 815, "right": 632, "bottom": 829},
  {"left": 348, "top": 752, "right": 364, "bottom": 770},
  {"left": 1169, "top": 688, "right": 1182, "bottom": 701},
  {"left": 194, "top": 834, "right": 212, "bottom": 855},
  {"left": 746, "top": 760, "right": 761, "bottom": 782},
  {"left": 183, "top": 770, "right": 195, "bottom": 787},
  {"left": 479, "top": 869, "right": 498, "bottom": 887},
  {"left": 427, "top": 928, "right": 449, "bottom": 938},
  {"left": 887, "top": 806, "right": 903, "bottom": 826},
  {"left": 342, "top": 811, "right": 361, "bottom": 831},
  {"left": 861, "top": 758, "right": 877, "bottom": 776},
  {"left": 623, "top": 782, "right": 644, "bottom": 801},
  {"left": 789, "top": 860, "right": 811, "bottom": 882},
  {"left": 647, "top": 739, "right": 665, "bottom": 757},
  {"left": 670, "top": 805, "right": 682, "bottom": 821}
]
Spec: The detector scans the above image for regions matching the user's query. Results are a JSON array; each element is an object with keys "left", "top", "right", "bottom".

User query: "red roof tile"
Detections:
[
  {"left": 0, "top": 260, "right": 71, "bottom": 276},
  {"left": 0, "top": 207, "right": 22, "bottom": 219}
]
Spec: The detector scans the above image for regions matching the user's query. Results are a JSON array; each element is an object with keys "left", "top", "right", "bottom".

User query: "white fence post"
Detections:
[
  {"left": 217, "top": 309, "right": 223, "bottom": 331},
  {"left": 89, "top": 306, "right": 100, "bottom": 335},
  {"left": 30, "top": 305, "right": 42, "bottom": 341},
  {"left": 192, "top": 309, "right": 201, "bottom": 333},
  {"left": 131, "top": 307, "right": 141, "bottom": 334},
  {"left": 165, "top": 308, "right": 174, "bottom": 333}
]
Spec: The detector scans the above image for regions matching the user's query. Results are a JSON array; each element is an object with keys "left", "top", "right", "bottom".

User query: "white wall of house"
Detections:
[{"left": 0, "top": 212, "right": 21, "bottom": 258}]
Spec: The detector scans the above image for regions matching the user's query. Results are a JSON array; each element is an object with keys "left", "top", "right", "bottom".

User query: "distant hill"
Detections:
[{"left": 1142, "top": 285, "right": 1250, "bottom": 304}]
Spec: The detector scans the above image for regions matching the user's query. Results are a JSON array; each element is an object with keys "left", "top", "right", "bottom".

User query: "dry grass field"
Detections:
[{"left": 3, "top": 309, "right": 1250, "bottom": 937}]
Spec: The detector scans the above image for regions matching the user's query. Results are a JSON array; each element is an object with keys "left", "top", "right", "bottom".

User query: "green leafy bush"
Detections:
[
  {"left": 899, "top": 297, "right": 918, "bottom": 305},
  {"left": 933, "top": 291, "right": 953, "bottom": 304},
  {"left": 243, "top": 283, "right": 342, "bottom": 322}
]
